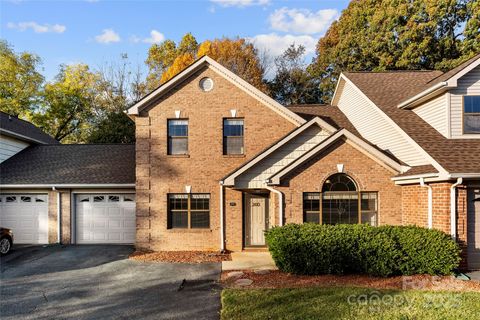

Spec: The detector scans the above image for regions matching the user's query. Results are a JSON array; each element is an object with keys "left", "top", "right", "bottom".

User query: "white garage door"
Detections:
[
  {"left": 0, "top": 194, "right": 49, "bottom": 244},
  {"left": 76, "top": 194, "right": 136, "bottom": 244}
]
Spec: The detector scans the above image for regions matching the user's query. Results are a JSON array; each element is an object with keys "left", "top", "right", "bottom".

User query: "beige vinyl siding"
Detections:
[
  {"left": 450, "top": 65, "right": 480, "bottom": 138},
  {"left": 236, "top": 125, "right": 330, "bottom": 188},
  {"left": 413, "top": 93, "right": 448, "bottom": 138},
  {"left": 337, "top": 81, "right": 429, "bottom": 166},
  {"left": 0, "top": 134, "right": 29, "bottom": 163}
]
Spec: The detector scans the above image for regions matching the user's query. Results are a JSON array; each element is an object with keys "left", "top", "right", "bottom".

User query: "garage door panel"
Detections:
[
  {"left": 76, "top": 193, "right": 135, "bottom": 244},
  {"left": 0, "top": 194, "right": 49, "bottom": 244}
]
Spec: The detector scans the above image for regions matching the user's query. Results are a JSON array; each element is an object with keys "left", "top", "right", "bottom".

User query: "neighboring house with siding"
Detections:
[
  {"left": 0, "top": 111, "right": 58, "bottom": 162},
  {"left": 1, "top": 54, "right": 480, "bottom": 270}
]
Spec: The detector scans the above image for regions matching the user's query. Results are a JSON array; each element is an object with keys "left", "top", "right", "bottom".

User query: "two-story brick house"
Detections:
[
  {"left": 1, "top": 54, "right": 479, "bottom": 270},
  {"left": 127, "top": 55, "right": 480, "bottom": 270}
]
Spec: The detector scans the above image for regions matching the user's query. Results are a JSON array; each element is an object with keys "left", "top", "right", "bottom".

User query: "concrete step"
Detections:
[{"left": 222, "top": 251, "right": 277, "bottom": 271}]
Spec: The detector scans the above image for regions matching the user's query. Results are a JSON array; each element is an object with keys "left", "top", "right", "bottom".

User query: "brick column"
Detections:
[{"left": 135, "top": 116, "right": 151, "bottom": 251}]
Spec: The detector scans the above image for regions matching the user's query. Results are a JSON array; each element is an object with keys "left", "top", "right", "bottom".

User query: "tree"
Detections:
[
  {"left": 268, "top": 44, "right": 321, "bottom": 105},
  {"left": 31, "top": 64, "right": 99, "bottom": 143},
  {"left": 0, "top": 40, "right": 44, "bottom": 117},
  {"left": 146, "top": 34, "right": 268, "bottom": 93},
  {"left": 145, "top": 33, "right": 198, "bottom": 89},
  {"left": 309, "top": 0, "right": 480, "bottom": 102},
  {"left": 87, "top": 111, "right": 135, "bottom": 143}
]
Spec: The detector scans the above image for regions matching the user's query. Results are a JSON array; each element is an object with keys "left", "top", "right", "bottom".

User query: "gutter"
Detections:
[
  {"left": 419, "top": 178, "right": 433, "bottom": 229},
  {"left": 450, "top": 178, "right": 463, "bottom": 240},
  {"left": 219, "top": 183, "right": 225, "bottom": 252},
  {"left": 265, "top": 186, "right": 284, "bottom": 227},
  {"left": 397, "top": 82, "right": 448, "bottom": 109}
]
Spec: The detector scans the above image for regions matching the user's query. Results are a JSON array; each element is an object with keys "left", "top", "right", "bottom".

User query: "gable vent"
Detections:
[{"left": 199, "top": 77, "right": 214, "bottom": 92}]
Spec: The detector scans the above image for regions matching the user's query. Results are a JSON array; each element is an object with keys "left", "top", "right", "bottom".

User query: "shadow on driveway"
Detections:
[{"left": 0, "top": 245, "right": 221, "bottom": 320}]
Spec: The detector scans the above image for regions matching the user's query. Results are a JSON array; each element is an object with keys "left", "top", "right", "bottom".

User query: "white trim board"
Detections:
[
  {"left": 127, "top": 56, "right": 306, "bottom": 126},
  {"left": 221, "top": 117, "right": 337, "bottom": 186},
  {"left": 267, "top": 129, "right": 406, "bottom": 185}
]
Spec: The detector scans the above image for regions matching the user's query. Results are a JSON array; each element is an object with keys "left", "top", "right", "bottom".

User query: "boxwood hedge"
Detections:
[{"left": 265, "top": 224, "right": 461, "bottom": 277}]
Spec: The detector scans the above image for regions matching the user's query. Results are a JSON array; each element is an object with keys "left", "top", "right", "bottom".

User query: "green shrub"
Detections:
[{"left": 265, "top": 224, "right": 461, "bottom": 277}]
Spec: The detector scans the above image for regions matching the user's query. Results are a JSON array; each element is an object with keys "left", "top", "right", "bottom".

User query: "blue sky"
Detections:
[{"left": 1, "top": 0, "right": 350, "bottom": 81}]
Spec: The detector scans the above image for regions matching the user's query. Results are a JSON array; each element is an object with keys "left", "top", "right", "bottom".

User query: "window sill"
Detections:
[
  {"left": 223, "top": 154, "right": 246, "bottom": 158},
  {"left": 167, "top": 154, "right": 190, "bottom": 158},
  {"left": 166, "top": 228, "right": 212, "bottom": 233}
]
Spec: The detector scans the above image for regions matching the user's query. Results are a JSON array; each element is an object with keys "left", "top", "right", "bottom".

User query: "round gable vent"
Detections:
[{"left": 199, "top": 77, "right": 214, "bottom": 92}]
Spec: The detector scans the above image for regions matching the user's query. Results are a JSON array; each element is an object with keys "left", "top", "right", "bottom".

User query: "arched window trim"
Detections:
[{"left": 302, "top": 173, "right": 378, "bottom": 226}]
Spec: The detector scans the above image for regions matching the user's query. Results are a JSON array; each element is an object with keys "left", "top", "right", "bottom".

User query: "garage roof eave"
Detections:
[{"left": 0, "top": 183, "right": 136, "bottom": 189}]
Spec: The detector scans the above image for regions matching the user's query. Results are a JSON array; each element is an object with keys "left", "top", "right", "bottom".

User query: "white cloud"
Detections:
[
  {"left": 269, "top": 7, "right": 338, "bottom": 34},
  {"left": 95, "top": 28, "right": 121, "bottom": 44},
  {"left": 142, "top": 30, "right": 165, "bottom": 44},
  {"left": 130, "top": 30, "right": 165, "bottom": 44},
  {"left": 7, "top": 21, "right": 66, "bottom": 33},
  {"left": 210, "top": 0, "right": 269, "bottom": 8},
  {"left": 249, "top": 33, "right": 317, "bottom": 57}
]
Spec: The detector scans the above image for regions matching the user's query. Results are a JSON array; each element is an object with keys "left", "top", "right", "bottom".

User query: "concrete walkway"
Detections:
[{"left": 222, "top": 252, "right": 277, "bottom": 271}]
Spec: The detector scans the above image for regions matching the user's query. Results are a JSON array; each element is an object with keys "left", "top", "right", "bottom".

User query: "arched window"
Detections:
[
  {"left": 322, "top": 174, "right": 359, "bottom": 225},
  {"left": 302, "top": 173, "right": 378, "bottom": 226},
  {"left": 322, "top": 173, "right": 357, "bottom": 192}
]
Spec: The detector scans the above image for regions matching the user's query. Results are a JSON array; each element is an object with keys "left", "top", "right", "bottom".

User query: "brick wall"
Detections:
[
  {"left": 274, "top": 139, "right": 402, "bottom": 226},
  {"left": 135, "top": 66, "right": 297, "bottom": 251},
  {"left": 48, "top": 190, "right": 58, "bottom": 243}
]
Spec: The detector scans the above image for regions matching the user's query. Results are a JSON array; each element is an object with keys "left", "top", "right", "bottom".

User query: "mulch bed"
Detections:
[
  {"left": 129, "top": 250, "right": 231, "bottom": 263},
  {"left": 221, "top": 270, "right": 480, "bottom": 292}
]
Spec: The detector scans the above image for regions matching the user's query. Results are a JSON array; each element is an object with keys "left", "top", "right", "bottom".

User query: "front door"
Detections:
[{"left": 245, "top": 194, "right": 268, "bottom": 246}]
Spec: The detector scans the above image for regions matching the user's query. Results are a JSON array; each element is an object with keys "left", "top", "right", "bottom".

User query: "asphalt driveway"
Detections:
[{"left": 0, "top": 245, "right": 222, "bottom": 319}]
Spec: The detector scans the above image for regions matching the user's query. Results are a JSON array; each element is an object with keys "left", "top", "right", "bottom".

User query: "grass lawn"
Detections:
[{"left": 221, "top": 287, "right": 480, "bottom": 320}]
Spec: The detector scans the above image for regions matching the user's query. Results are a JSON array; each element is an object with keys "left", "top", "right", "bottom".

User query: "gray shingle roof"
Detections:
[
  {"left": 0, "top": 144, "right": 135, "bottom": 185},
  {"left": 0, "top": 112, "right": 59, "bottom": 144},
  {"left": 343, "top": 64, "right": 480, "bottom": 174}
]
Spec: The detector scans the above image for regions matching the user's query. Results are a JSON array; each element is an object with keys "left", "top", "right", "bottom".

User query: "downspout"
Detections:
[
  {"left": 266, "top": 187, "right": 284, "bottom": 227},
  {"left": 219, "top": 183, "right": 225, "bottom": 252},
  {"left": 52, "top": 187, "right": 61, "bottom": 244},
  {"left": 419, "top": 178, "right": 433, "bottom": 229},
  {"left": 450, "top": 178, "right": 463, "bottom": 240}
]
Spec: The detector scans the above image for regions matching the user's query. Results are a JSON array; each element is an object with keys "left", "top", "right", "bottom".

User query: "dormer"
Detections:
[{"left": 397, "top": 54, "right": 480, "bottom": 139}]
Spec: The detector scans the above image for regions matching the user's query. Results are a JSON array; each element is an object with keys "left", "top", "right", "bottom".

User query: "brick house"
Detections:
[{"left": 1, "top": 54, "right": 480, "bottom": 270}]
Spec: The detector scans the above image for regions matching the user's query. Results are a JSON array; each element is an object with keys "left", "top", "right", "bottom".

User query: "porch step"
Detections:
[{"left": 222, "top": 252, "right": 277, "bottom": 271}]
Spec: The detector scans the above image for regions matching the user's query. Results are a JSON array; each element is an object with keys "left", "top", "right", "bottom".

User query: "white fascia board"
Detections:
[
  {"left": 221, "top": 117, "right": 335, "bottom": 186},
  {"left": 340, "top": 74, "right": 449, "bottom": 176},
  {"left": 446, "top": 57, "right": 480, "bottom": 87},
  {"left": 330, "top": 75, "right": 346, "bottom": 106},
  {"left": 0, "top": 184, "right": 135, "bottom": 189},
  {"left": 0, "top": 129, "right": 46, "bottom": 145},
  {"left": 397, "top": 82, "right": 448, "bottom": 109},
  {"left": 268, "top": 129, "right": 405, "bottom": 185},
  {"left": 127, "top": 56, "right": 306, "bottom": 126}
]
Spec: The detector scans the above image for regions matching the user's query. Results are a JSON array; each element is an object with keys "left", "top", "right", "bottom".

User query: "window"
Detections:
[
  {"left": 93, "top": 196, "right": 105, "bottom": 202},
  {"left": 168, "top": 193, "right": 210, "bottom": 229},
  {"left": 123, "top": 195, "right": 135, "bottom": 202},
  {"left": 78, "top": 195, "right": 90, "bottom": 202},
  {"left": 464, "top": 96, "right": 480, "bottom": 134},
  {"left": 302, "top": 174, "right": 378, "bottom": 226},
  {"left": 168, "top": 119, "right": 188, "bottom": 155},
  {"left": 35, "top": 195, "right": 47, "bottom": 202},
  {"left": 21, "top": 196, "right": 32, "bottom": 202},
  {"left": 223, "top": 119, "right": 244, "bottom": 155},
  {"left": 303, "top": 193, "right": 320, "bottom": 223},
  {"left": 6, "top": 196, "right": 16, "bottom": 203},
  {"left": 108, "top": 195, "right": 120, "bottom": 202}
]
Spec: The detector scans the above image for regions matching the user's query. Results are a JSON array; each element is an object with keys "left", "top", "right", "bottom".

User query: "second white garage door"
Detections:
[{"left": 76, "top": 194, "right": 136, "bottom": 244}]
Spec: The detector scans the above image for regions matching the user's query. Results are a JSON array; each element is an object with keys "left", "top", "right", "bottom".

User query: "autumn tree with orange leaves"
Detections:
[{"left": 145, "top": 33, "right": 268, "bottom": 93}]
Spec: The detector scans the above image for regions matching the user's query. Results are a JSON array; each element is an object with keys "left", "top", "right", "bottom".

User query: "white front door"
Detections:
[
  {"left": 0, "top": 194, "right": 48, "bottom": 244},
  {"left": 245, "top": 194, "right": 268, "bottom": 246},
  {"left": 468, "top": 188, "right": 480, "bottom": 270},
  {"left": 75, "top": 194, "right": 136, "bottom": 244}
]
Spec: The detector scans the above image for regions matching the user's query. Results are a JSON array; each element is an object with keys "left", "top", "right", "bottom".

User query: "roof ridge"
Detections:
[{"left": 344, "top": 70, "right": 441, "bottom": 74}]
